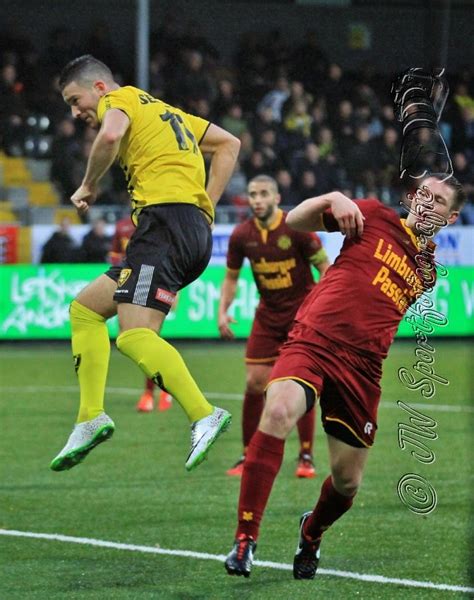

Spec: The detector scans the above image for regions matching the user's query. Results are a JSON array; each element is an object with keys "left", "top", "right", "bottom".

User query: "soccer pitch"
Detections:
[{"left": 0, "top": 340, "right": 472, "bottom": 599}]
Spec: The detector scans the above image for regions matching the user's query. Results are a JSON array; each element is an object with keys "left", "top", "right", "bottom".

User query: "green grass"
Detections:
[{"left": 0, "top": 340, "right": 472, "bottom": 599}]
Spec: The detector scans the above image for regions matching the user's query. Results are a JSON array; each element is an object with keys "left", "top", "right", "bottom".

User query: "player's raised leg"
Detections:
[
  {"left": 293, "top": 435, "right": 369, "bottom": 579},
  {"left": 116, "top": 303, "right": 231, "bottom": 471},
  {"left": 225, "top": 379, "right": 307, "bottom": 576},
  {"left": 50, "top": 275, "right": 117, "bottom": 471}
]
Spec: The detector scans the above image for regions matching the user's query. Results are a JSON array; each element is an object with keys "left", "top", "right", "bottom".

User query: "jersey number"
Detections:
[{"left": 160, "top": 110, "right": 198, "bottom": 153}]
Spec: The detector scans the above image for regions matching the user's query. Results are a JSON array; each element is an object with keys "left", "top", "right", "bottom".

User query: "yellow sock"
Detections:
[
  {"left": 116, "top": 327, "right": 212, "bottom": 422},
  {"left": 70, "top": 300, "right": 110, "bottom": 423}
]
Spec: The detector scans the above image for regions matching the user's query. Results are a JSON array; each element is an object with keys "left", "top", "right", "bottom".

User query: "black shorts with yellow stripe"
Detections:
[{"left": 105, "top": 203, "right": 212, "bottom": 314}]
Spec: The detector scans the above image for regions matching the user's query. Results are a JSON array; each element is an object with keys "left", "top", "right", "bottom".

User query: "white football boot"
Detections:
[
  {"left": 185, "top": 407, "right": 232, "bottom": 471},
  {"left": 50, "top": 413, "right": 115, "bottom": 471}
]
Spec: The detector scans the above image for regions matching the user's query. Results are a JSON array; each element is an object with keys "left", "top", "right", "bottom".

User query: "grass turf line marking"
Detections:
[
  {"left": 2, "top": 385, "right": 473, "bottom": 413},
  {"left": 0, "top": 529, "right": 472, "bottom": 594}
]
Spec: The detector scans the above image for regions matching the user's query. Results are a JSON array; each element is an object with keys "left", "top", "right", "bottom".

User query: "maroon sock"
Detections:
[
  {"left": 242, "top": 391, "right": 265, "bottom": 448},
  {"left": 304, "top": 476, "right": 355, "bottom": 542},
  {"left": 145, "top": 378, "right": 154, "bottom": 392},
  {"left": 236, "top": 430, "right": 285, "bottom": 540},
  {"left": 296, "top": 407, "right": 315, "bottom": 456}
]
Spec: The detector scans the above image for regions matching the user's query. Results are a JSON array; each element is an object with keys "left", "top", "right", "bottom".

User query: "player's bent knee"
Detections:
[
  {"left": 331, "top": 467, "right": 363, "bottom": 496},
  {"left": 260, "top": 388, "right": 302, "bottom": 435}
]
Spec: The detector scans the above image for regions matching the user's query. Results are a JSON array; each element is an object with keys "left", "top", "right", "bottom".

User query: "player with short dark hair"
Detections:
[
  {"left": 50, "top": 54, "right": 240, "bottom": 472},
  {"left": 224, "top": 173, "right": 464, "bottom": 578},
  {"left": 218, "top": 174, "right": 330, "bottom": 478}
]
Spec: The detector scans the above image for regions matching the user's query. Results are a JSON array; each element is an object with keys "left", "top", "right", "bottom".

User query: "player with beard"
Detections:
[{"left": 218, "top": 175, "right": 330, "bottom": 478}]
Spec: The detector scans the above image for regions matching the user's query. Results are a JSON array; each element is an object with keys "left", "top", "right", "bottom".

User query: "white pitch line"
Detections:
[
  {"left": 1, "top": 385, "right": 473, "bottom": 413},
  {"left": 0, "top": 529, "right": 472, "bottom": 594}
]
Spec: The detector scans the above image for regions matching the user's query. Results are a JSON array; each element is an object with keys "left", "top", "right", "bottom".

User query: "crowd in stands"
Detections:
[
  {"left": 2, "top": 21, "right": 474, "bottom": 226},
  {"left": 40, "top": 217, "right": 111, "bottom": 263}
]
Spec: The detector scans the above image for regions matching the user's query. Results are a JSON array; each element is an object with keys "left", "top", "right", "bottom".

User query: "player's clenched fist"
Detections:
[
  {"left": 330, "top": 192, "right": 365, "bottom": 239},
  {"left": 71, "top": 184, "right": 97, "bottom": 215}
]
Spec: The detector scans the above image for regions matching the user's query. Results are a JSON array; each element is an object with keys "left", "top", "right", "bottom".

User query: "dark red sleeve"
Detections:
[
  {"left": 322, "top": 198, "right": 382, "bottom": 231},
  {"left": 294, "top": 230, "right": 323, "bottom": 260},
  {"left": 226, "top": 225, "right": 245, "bottom": 270}
]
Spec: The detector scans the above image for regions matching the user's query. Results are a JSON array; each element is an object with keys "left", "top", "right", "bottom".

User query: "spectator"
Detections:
[
  {"left": 298, "top": 169, "right": 328, "bottom": 199},
  {"left": 223, "top": 161, "right": 248, "bottom": 205},
  {"left": 80, "top": 218, "right": 111, "bottom": 263},
  {"left": 0, "top": 62, "right": 27, "bottom": 154},
  {"left": 214, "top": 78, "right": 237, "bottom": 119},
  {"left": 316, "top": 126, "right": 338, "bottom": 163},
  {"left": 244, "top": 150, "right": 266, "bottom": 180},
  {"left": 50, "top": 117, "right": 81, "bottom": 203},
  {"left": 375, "top": 127, "right": 400, "bottom": 186},
  {"left": 322, "top": 63, "right": 348, "bottom": 116},
  {"left": 293, "top": 143, "right": 329, "bottom": 190},
  {"left": 281, "top": 81, "right": 312, "bottom": 121},
  {"left": 238, "top": 129, "right": 254, "bottom": 164},
  {"left": 257, "top": 128, "right": 280, "bottom": 173},
  {"left": 149, "top": 51, "right": 167, "bottom": 98},
  {"left": 344, "top": 125, "right": 379, "bottom": 191},
  {"left": 283, "top": 99, "right": 312, "bottom": 149},
  {"left": 220, "top": 102, "right": 249, "bottom": 138},
  {"left": 331, "top": 99, "right": 357, "bottom": 157},
  {"left": 252, "top": 105, "right": 277, "bottom": 140},
  {"left": 257, "top": 76, "right": 290, "bottom": 123},
  {"left": 275, "top": 168, "right": 301, "bottom": 207},
  {"left": 40, "top": 217, "right": 76, "bottom": 263},
  {"left": 453, "top": 152, "right": 474, "bottom": 196},
  {"left": 172, "top": 49, "right": 216, "bottom": 107}
]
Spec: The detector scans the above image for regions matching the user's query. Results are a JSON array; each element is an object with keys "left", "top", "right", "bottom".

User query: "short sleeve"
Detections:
[
  {"left": 322, "top": 198, "right": 382, "bottom": 231},
  {"left": 185, "top": 112, "right": 211, "bottom": 144},
  {"left": 226, "top": 226, "right": 245, "bottom": 270},
  {"left": 294, "top": 231, "right": 323, "bottom": 261}
]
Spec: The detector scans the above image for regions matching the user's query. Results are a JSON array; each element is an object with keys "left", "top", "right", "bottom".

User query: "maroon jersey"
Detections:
[
  {"left": 227, "top": 209, "right": 325, "bottom": 324},
  {"left": 109, "top": 217, "right": 136, "bottom": 265},
  {"left": 295, "top": 199, "right": 436, "bottom": 359}
]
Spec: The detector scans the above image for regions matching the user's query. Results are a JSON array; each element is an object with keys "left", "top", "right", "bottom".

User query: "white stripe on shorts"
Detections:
[{"left": 133, "top": 264, "right": 154, "bottom": 306}]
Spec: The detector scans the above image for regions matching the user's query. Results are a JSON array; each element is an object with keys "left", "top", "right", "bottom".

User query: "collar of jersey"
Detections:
[
  {"left": 254, "top": 209, "right": 283, "bottom": 232},
  {"left": 400, "top": 218, "right": 436, "bottom": 252}
]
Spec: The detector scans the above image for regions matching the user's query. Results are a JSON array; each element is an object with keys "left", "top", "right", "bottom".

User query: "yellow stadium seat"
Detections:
[
  {"left": 0, "top": 208, "right": 17, "bottom": 223},
  {"left": 2, "top": 157, "right": 32, "bottom": 185},
  {"left": 27, "top": 182, "right": 59, "bottom": 206},
  {"left": 54, "top": 208, "right": 81, "bottom": 224}
]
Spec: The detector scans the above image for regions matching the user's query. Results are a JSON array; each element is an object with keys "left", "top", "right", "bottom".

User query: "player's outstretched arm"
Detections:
[
  {"left": 217, "top": 269, "right": 240, "bottom": 339},
  {"left": 71, "top": 109, "right": 130, "bottom": 214},
  {"left": 287, "top": 191, "right": 365, "bottom": 239},
  {"left": 199, "top": 124, "right": 241, "bottom": 207}
]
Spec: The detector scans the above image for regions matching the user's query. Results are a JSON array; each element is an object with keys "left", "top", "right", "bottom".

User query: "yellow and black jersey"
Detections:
[{"left": 97, "top": 86, "right": 213, "bottom": 221}]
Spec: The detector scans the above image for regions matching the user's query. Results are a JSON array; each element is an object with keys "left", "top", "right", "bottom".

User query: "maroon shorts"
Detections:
[
  {"left": 245, "top": 310, "right": 294, "bottom": 365},
  {"left": 269, "top": 322, "right": 383, "bottom": 447}
]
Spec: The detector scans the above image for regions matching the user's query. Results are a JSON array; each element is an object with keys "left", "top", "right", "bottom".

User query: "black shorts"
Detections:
[{"left": 105, "top": 203, "right": 212, "bottom": 313}]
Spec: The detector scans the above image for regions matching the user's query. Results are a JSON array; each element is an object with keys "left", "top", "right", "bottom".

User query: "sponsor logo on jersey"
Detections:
[
  {"left": 277, "top": 235, "right": 292, "bottom": 250},
  {"left": 118, "top": 268, "right": 132, "bottom": 288}
]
